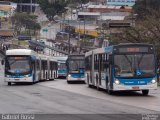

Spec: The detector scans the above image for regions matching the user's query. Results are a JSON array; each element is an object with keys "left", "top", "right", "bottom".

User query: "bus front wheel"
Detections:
[
  {"left": 67, "top": 81, "right": 71, "bottom": 84},
  {"left": 107, "top": 84, "right": 113, "bottom": 95},
  {"left": 87, "top": 74, "right": 92, "bottom": 88},
  {"left": 142, "top": 90, "right": 149, "bottom": 96},
  {"left": 107, "top": 88, "right": 113, "bottom": 95},
  {"left": 8, "top": 82, "right": 11, "bottom": 86}
]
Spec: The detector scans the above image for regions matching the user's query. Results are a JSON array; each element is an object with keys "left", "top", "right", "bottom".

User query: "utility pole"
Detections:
[
  {"left": 30, "top": 0, "right": 32, "bottom": 13},
  {"left": 83, "top": 16, "right": 85, "bottom": 43},
  {"left": 20, "top": 0, "right": 22, "bottom": 12},
  {"left": 68, "top": 19, "right": 71, "bottom": 55}
]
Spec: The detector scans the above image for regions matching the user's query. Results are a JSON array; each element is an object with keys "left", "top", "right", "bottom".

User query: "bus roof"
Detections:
[
  {"left": 6, "top": 49, "right": 58, "bottom": 62},
  {"left": 85, "top": 46, "right": 113, "bottom": 57},
  {"left": 85, "top": 43, "right": 154, "bottom": 57},
  {"left": 49, "top": 56, "right": 58, "bottom": 62},
  {"left": 55, "top": 56, "right": 68, "bottom": 61},
  {"left": 6, "top": 49, "right": 37, "bottom": 56},
  {"left": 114, "top": 43, "right": 153, "bottom": 47},
  {"left": 38, "top": 54, "right": 57, "bottom": 62}
]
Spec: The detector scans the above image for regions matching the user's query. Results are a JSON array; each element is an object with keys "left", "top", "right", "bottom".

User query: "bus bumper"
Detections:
[
  {"left": 67, "top": 77, "right": 85, "bottom": 81},
  {"left": 58, "top": 74, "right": 67, "bottom": 77},
  {"left": 113, "top": 83, "right": 157, "bottom": 91},
  {"left": 5, "top": 77, "right": 33, "bottom": 83}
]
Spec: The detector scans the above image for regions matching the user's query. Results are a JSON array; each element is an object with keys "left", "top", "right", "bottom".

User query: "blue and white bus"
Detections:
[
  {"left": 56, "top": 56, "right": 68, "bottom": 78},
  {"left": 85, "top": 43, "right": 157, "bottom": 95},
  {"left": 66, "top": 54, "right": 85, "bottom": 83},
  {"left": 4, "top": 49, "right": 58, "bottom": 85}
]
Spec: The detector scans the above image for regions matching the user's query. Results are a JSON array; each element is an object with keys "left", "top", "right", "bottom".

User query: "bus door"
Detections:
[
  {"left": 41, "top": 60, "right": 46, "bottom": 79},
  {"left": 98, "top": 54, "right": 102, "bottom": 87},
  {"left": 88, "top": 56, "right": 92, "bottom": 84},
  {"left": 107, "top": 55, "right": 113, "bottom": 89},
  {"left": 35, "top": 59, "right": 40, "bottom": 81},
  {"left": 32, "top": 60, "right": 36, "bottom": 82},
  {"left": 100, "top": 54, "right": 108, "bottom": 88}
]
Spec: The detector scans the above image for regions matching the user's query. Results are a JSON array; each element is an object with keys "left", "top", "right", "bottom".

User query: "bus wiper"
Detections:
[
  {"left": 9, "top": 60, "right": 16, "bottom": 65},
  {"left": 137, "top": 54, "right": 144, "bottom": 70},
  {"left": 124, "top": 55, "right": 133, "bottom": 70}
]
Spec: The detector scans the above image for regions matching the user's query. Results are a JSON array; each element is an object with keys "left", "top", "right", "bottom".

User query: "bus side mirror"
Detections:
[
  {"left": 66, "top": 62, "right": 69, "bottom": 68},
  {"left": 1, "top": 59, "right": 4, "bottom": 65}
]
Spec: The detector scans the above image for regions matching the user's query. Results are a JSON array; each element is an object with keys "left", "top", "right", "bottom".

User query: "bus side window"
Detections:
[
  {"left": 36, "top": 60, "right": 40, "bottom": 70},
  {"left": 1, "top": 59, "right": 4, "bottom": 65},
  {"left": 108, "top": 55, "right": 112, "bottom": 65},
  {"left": 85, "top": 57, "right": 89, "bottom": 70},
  {"left": 103, "top": 54, "right": 108, "bottom": 69}
]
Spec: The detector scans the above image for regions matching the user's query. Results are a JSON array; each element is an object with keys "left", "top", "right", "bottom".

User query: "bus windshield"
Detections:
[
  {"left": 5, "top": 56, "right": 31, "bottom": 75},
  {"left": 68, "top": 60, "right": 85, "bottom": 73},
  {"left": 114, "top": 54, "right": 155, "bottom": 78},
  {"left": 58, "top": 63, "right": 66, "bottom": 70}
]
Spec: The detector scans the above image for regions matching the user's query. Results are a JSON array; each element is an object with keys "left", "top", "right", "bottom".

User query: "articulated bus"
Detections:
[
  {"left": 39, "top": 54, "right": 58, "bottom": 80},
  {"left": 4, "top": 49, "right": 58, "bottom": 86},
  {"left": 66, "top": 54, "right": 85, "bottom": 83},
  {"left": 56, "top": 56, "right": 68, "bottom": 78},
  {"left": 85, "top": 43, "right": 157, "bottom": 95}
]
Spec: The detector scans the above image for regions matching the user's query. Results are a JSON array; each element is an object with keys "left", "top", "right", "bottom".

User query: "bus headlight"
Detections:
[
  {"left": 24, "top": 75, "right": 29, "bottom": 77},
  {"left": 115, "top": 79, "right": 120, "bottom": 85},
  {"left": 85, "top": 73, "right": 87, "bottom": 77},
  {"left": 68, "top": 74, "right": 71, "bottom": 77},
  {"left": 6, "top": 75, "right": 11, "bottom": 77},
  {"left": 151, "top": 79, "right": 156, "bottom": 84},
  {"left": 24, "top": 74, "right": 31, "bottom": 77}
]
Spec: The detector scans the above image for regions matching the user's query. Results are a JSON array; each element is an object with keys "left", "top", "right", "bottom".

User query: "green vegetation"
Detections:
[
  {"left": 111, "top": 0, "right": 160, "bottom": 57},
  {"left": 38, "top": 0, "right": 89, "bottom": 21},
  {"left": 11, "top": 13, "right": 41, "bottom": 35},
  {"left": 133, "top": 0, "right": 160, "bottom": 19},
  {"left": 38, "top": 0, "right": 68, "bottom": 21}
]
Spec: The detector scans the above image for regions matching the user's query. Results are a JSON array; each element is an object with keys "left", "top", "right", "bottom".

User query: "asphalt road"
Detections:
[{"left": 0, "top": 66, "right": 160, "bottom": 120}]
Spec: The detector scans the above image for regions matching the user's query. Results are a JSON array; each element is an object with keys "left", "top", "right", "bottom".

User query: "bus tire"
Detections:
[
  {"left": 142, "top": 90, "right": 149, "bottom": 96},
  {"left": 96, "top": 75, "right": 100, "bottom": 90},
  {"left": 87, "top": 80, "right": 92, "bottom": 88},
  {"left": 107, "top": 89, "right": 113, "bottom": 95},
  {"left": 67, "top": 81, "right": 70, "bottom": 84},
  {"left": 107, "top": 83, "right": 113, "bottom": 95},
  {"left": 87, "top": 74, "right": 92, "bottom": 88},
  {"left": 88, "top": 83, "right": 92, "bottom": 88},
  {"left": 30, "top": 81, "right": 35, "bottom": 85},
  {"left": 8, "top": 82, "right": 11, "bottom": 86}
]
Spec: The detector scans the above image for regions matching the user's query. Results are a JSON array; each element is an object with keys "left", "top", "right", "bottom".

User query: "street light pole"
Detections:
[
  {"left": 68, "top": 19, "right": 71, "bottom": 55},
  {"left": 30, "top": 0, "right": 32, "bottom": 13},
  {"left": 83, "top": 16, "right": 85, "bottom": 41},
  {"left": 68, "top": 31, "right": 71, "bottom": 55},
  {"left": 78, "top": 19, "right": 80, "bottom": 40}
]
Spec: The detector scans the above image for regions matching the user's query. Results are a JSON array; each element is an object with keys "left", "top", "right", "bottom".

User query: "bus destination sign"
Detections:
[{"left": 119, "top": 47, "right": 149, "bottom": 53}]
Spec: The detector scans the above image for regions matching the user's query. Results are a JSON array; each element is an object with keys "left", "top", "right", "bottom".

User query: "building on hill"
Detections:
[
  {"left": 106, "top": 0, "right": 136, "bottom": 7},
  {"left": 87, "top": 4, "right": 133, "bottom": 13},
  {"left": 1, "top": 0, "right": 39, "bottom": 13}
]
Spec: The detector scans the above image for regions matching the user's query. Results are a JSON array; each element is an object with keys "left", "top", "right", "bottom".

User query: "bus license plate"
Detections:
[
  {"left": 132, "top": 87, "right": 139, "bottom": 90},
  {"left": 15, "top": 79, "right": 19, "bottom": 81},
  {"left": 77, "top": 78, "right": 81, "bottom": 80}
]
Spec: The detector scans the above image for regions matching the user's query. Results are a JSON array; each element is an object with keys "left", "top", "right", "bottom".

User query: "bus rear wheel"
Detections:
[
  {"left": 142, "top": 90, "right": 149, "bottom": 96},
  {"left": 8, "top": 82, "right": 11, "bottom": 86},
  {"left": 107, "top": 89, "right": 113, "bottom": 95},
  {"left": 107, "top": 84, "right": 113, "bottom": 95}
]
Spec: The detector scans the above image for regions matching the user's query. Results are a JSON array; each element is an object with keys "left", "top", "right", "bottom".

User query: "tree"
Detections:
[
  {"left": 12, "top": 13, "right": 41, "bottom": 35},
  {"left": 38, "top": 0, "right": 68, "bottom": 21},
  {"left": 111, "top": 10, "right": 160, "bottom": 57},
  {"left": 38, "top": 0, "right": 89, "bottom": 21},
  {"left": 133, "top": 0, "right": 160, "bottom": 19}
]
